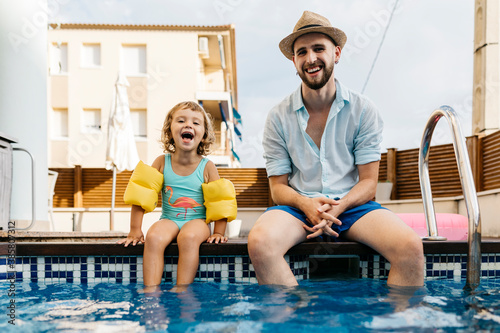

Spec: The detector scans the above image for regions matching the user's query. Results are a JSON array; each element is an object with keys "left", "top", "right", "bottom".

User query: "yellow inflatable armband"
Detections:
[
  {"left": 202, "top": 178, "right": 237, "bottom": 223},
  {"left": 123, "top": 161, "right": 164, "bottom": 213}
]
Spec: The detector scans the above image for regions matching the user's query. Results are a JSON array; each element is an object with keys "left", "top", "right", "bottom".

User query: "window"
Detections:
[
  {"left": 49, "top": 43, "right": 68, "bottom": 74},
  {"left": 82, "top": 109, "right": 101, "bottom": 133},
  {"left": 121, "top": 45, "right": 146, "bottom": 75},
  {"left": 52, "top": 108, "right": 68, "bottom": 138},
  {"left": 130, "top": 109, "right": 147, "bottom": 138},
  {"left": 81, "top": 43, "right": 101, "bottom": 68}
]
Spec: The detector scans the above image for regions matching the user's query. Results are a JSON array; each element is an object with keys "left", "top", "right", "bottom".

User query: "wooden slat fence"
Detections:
[
  {"left": 51, "top": 130, "right": 500, "bottom": 206},
  {"left": 51, "top": 167, "right": 271, "bottom": 208},
  {"left": 482, "top": 130, "right": 500, "bottom": 191}
]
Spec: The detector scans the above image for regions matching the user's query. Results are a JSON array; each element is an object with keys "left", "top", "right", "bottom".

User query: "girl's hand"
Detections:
[
  {"left": 117, "top": 230, "right": 144, "bottom": 247},
  {"left": 207, "top": 232, "right": 227, "bottom": 244}
]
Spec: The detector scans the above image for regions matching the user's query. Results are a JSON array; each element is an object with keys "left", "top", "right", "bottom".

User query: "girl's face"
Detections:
[{"left": 170, "top": 108, "right": 205, "bottom": 152}]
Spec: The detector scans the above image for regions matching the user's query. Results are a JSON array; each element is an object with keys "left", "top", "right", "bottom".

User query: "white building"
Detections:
[{"left": 47, "top": 23, "right": 241, "bottom": 169}]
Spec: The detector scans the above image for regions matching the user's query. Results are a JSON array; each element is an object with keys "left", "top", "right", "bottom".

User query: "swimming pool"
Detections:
[{"left": 1, "top": 278, "right": 500, "bottom": 332}]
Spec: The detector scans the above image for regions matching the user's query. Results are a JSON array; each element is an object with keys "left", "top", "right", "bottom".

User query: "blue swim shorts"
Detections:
[{"left": 265, "top": 200, "right": 387, "bottom": 241}]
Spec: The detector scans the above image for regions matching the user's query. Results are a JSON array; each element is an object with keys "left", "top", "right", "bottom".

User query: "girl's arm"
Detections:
[
  {"left": 204, "top": 161, "right": 228, "bottom": 244},
  {"left": 118, "top": 155, "right": 165, "bottom": 247},
  {"left": 117, "top": 205, "right": 145, "bottom": 246}
]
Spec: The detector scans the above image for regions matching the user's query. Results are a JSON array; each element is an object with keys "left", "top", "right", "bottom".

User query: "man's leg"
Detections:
[
  {"left": 343, "top": 209, "right": 424, "bottom": 286},
  {"left": 248, "top": 209, "right": 307, "bottom": 286}
]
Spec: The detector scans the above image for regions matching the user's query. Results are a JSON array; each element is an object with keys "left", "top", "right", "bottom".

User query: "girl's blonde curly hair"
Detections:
[{"left": 160, "top": 101, "right": 216, "bottom": 155}]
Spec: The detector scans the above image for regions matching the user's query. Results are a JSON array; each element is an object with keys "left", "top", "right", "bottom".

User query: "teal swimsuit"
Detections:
[{"left": 160, "top": 154, "right": 208, "bottom": 229}]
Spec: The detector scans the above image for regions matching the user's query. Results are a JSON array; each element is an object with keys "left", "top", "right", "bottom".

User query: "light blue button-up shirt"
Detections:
[{"left": 263, "top": 79, "right": 383, "bottom": 199}]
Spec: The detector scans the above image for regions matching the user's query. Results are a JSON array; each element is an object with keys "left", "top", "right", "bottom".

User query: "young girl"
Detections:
[{"left": 118, "top": 101, "right": 237, "bottom": 289}]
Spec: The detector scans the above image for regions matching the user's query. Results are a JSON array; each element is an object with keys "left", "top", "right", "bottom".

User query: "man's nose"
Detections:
[{"left": 306, "top": 50, "right": 317, "bottom": 64}]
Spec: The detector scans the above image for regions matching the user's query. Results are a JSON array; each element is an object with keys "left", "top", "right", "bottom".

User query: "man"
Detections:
[{"left": 248, "top": 11, "right": 424, "bottom": 287}]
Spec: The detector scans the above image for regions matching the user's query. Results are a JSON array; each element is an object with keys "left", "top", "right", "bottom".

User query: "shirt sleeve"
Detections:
[
  {"left": 353, "top": 100, "right": 384, "bottom": 165},
  {"left": 262, "top": 108, "right": 292, "bottom": 177}
]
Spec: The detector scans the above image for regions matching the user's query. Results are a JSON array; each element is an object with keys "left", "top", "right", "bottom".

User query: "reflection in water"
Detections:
[{"left": 2, "top": 279, "right": 500, "bottom": 332}]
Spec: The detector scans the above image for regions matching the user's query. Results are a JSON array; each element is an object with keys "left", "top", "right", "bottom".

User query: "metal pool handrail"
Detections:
[{"left": 418, "top": 105, "right": 481, "bottom": 290}]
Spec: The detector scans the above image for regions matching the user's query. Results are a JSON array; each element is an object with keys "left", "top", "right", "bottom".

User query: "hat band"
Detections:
[{"left": 297, "top": 24, "right": 323, "bottom": 31}]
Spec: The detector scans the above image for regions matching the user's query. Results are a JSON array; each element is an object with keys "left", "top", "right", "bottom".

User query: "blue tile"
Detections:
[
  {"left": 0, "top": 258, "right": 6, "bottom": 265},
  {"left": 0, "top": 273, "right": 6, "bottom": 280}
]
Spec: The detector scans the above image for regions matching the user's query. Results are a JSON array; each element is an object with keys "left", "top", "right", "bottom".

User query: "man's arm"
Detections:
[
  {"left": 269, "top": 174, "right": 340, "bottom": 227},
  {"left": 334, "top": 160, "right": 379, "bottom": 214}
]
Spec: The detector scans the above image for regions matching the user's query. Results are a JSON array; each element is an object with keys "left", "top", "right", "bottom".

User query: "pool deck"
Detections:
[{"left": 1, "top": 231, "right": 499, "bottom": 257}]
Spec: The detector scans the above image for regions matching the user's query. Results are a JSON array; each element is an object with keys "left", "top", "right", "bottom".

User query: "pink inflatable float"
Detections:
[{"left": 397, "top": 213, "right": 468, "bottom": 240}]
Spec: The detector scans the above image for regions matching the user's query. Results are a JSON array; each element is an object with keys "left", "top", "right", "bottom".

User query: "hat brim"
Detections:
[{"left": 279, "top": 27, "right": 347, "bottom": 60}]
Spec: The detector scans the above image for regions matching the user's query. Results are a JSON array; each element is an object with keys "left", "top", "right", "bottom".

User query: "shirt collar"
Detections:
[{"left": 292, "top": 78, "right": 350, "bottom": 113}]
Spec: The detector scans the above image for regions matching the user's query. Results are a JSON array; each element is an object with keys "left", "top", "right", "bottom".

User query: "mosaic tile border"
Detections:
[
  {"left": 0, "top": 255, "right": 308, "bottom": 284},
  {"left": 2, "top": 253, "right": 500, "bottom": 284},
  {"left": 359, "top": 254, "right": 500, "bottom": 280}
]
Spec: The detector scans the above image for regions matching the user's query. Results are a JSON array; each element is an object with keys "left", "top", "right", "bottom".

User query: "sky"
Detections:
[{"left": 49, "top": 0, "right": 475, "bottom": 167}]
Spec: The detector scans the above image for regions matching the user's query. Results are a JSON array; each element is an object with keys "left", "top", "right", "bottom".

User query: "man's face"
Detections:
[{"left": 292, "top": 33, "right": 340, "bottom": 90}]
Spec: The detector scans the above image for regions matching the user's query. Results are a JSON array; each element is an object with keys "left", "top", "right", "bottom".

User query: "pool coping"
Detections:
[{"left": 2, "top": 238, "right": 500, "bottom": 257}]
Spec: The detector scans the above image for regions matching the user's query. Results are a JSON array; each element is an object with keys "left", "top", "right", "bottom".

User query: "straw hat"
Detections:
[{"left": 279, "top": 11, "right": 347, "bottom": 60}]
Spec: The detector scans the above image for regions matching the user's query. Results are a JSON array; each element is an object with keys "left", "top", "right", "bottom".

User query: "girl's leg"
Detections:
[
  {"left": 143, "top": 219, "right": 179, "bottom": 286},
  {"left": 175, "top": 219, "right": 210, "bottom": 285}
]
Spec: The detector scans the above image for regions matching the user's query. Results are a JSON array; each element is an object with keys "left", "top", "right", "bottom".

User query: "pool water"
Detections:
[{"left": 1, "top": 279, "right": 500, "bottom": 332}]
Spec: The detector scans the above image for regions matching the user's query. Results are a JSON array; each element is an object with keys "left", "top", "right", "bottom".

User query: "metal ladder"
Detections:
[{"left": 419, "top": 106, "right": 481, "bottom": 290}]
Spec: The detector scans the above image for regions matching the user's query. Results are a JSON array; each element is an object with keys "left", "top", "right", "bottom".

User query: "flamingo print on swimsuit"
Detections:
[{"left": 164, "top": 186, "right": 202, "bottom": 219}]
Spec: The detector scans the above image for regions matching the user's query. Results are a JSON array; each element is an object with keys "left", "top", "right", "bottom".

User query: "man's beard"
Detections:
[{"left": 298, "top": 61, "right": 334, "bottom": 90}]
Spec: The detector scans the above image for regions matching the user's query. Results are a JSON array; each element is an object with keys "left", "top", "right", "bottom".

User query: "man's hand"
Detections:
[{"left": 301, "top": 197, "right": 342, "bottom": 239}]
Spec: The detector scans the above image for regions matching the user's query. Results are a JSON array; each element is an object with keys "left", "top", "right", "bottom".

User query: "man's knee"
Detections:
[
  {"left": 394, "top": 232, "right": 424, "bottom": 266},
  {"left": 248, "top": 224, "right": 268, "bottom": 255}
]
